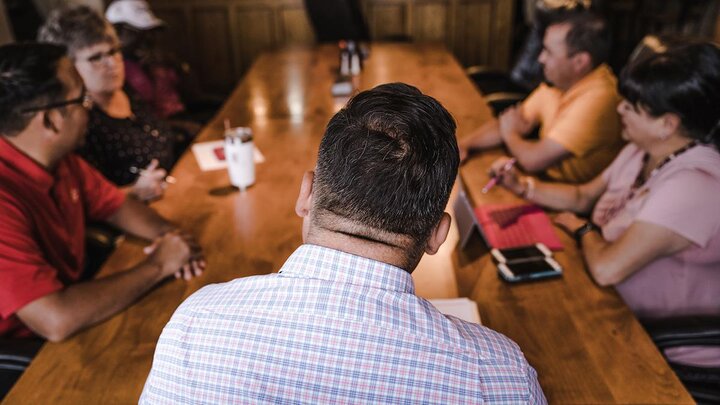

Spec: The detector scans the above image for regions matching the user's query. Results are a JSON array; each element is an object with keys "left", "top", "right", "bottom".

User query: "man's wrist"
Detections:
[
  {"left": 573, "top": 221, "right": 600, "bottom": 245},
  {"left": 157, "top": 223, "right": 177, "bottom": 237},
  {"left": 142, "top": 256, "right": 167, "bottom": 283}
]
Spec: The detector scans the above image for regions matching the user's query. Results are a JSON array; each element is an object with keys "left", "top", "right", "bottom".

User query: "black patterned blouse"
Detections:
[{"left": 79, "top": 98, "right": 187, "bottom": 186}]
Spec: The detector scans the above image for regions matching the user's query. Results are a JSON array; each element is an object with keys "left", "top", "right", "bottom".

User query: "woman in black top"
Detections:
[
  {"left": 82, "top": 92, "right": 180, "bottom": 186},
  {"left": 39, "top": 6, "right": 194, "bottom": 200}
]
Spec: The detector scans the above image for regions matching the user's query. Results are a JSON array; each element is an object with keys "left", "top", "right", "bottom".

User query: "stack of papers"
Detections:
[
  {"left": 428, "top": 298, "right": 482, "bottom": 324},
  {"left": 191, "top": 140, "right": 266, "bottom": 171}
]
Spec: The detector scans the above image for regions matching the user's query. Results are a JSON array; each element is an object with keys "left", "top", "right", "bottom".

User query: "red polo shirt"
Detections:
[{"left": 0, "top": 137, "right": 125, "bottom": 337}]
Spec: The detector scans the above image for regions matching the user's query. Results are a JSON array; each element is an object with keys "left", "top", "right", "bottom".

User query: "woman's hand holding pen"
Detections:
[
  {"left": 487, "top": 157, "right": 524, "bottom": 194},
  {"left": 130, "top": 159, "right": 168, "bottom": 202}
]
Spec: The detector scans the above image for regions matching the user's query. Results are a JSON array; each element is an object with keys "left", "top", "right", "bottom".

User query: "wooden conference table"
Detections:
[{"left": 4, "top": 43, "right": 691, "bottom": 404}]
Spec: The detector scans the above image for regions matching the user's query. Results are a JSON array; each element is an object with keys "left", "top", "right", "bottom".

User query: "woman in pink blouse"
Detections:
[{"left": 490, "top": 42, "right": 720, "bottom": 368}]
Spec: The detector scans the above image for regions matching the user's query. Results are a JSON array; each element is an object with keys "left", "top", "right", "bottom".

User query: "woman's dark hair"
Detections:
[
  {"left": 38, "top": 6, "right": 116, "bottom": 58},
  {"left": 0, "top": 43, "right": 67, "bottom": 136},
  {"left": 619, "top": 42, "right": 720, "bottom": 149}
]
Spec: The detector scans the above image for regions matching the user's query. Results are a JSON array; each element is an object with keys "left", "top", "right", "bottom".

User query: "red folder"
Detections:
[{"left": 473, "top": 203, "right": 564, "bottom": 250}]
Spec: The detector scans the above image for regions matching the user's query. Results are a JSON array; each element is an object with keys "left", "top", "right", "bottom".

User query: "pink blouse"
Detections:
[{"left": 593, "top": 143, "right": 720, "bottom": 367}]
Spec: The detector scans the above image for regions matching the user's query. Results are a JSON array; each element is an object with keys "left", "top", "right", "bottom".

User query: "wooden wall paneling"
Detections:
[
  {"left": 233, "top": 5, "right": 276, "bottom": 75},
  {"left": 276, "top": 3, "right": 315, "bottom": 45},
  {"left": 147, "top": 0, "right": 517, "bottom": 93},
  {"left": 227, "top": 4, "right": 242, "bottom": 83},
  {"left": 446, "top": 0, "right": 458, "bottom": 52},
  {"left": 192, "top": 5, "right": 236, "bottom": 93},
  {"left": 413, "top": 0, "right": 450, "bottom": 42},
  {"left": 454, "top": 0, "right": 493, "bottom": 68},
  {"left": 489, "top": 0, "right": 513, "bottom": 69},
  {"left": 364, "top": 0, "right": 410, "bottom": 40},
  {"left": 151, "top": 7, "right": 190, "bottom": 63},
  {"left": 696, "top": 0, "right": 720, "bottom": 37}
]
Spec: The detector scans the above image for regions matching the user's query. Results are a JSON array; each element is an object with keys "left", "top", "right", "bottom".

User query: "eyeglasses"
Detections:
[
  {"left": 19, "top": 90, "right": 94, "bottom": 114},
  {"left": 82, "top": 46, "right": 122, "bottom": 66}
]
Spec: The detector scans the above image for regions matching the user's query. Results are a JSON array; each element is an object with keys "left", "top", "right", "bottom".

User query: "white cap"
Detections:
[{"left": 105, "top": 0, "right": 165, "bottom": 30}]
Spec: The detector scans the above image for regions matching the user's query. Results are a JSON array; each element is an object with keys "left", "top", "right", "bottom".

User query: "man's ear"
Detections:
[
  {"left": 571, "top": 51, "right": 592, "bottom": 74},
  {"left": 295, "top": 171, "right": 315, "bottom": 218},
  {"left": 425, "top": 212, "right": 451, "bottom": 255},
  {"left": 42, "top": 111, "right": 60, "bottom": 134}
]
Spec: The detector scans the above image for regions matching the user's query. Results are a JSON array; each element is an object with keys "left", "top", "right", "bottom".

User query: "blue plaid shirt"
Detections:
[{"left": 141, "top": 244, "right": 546, "bottom": 404}]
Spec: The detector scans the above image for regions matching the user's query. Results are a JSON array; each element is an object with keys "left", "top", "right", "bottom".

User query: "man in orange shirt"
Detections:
[{"left": 460, "top": 11, "right": 623, "bottom": 183}]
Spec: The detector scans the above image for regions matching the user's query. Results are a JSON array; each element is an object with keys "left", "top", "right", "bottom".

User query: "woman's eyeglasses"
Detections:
[
  {"left": 19, "top": 90, "right": 94, "bottom": 114},
  {"left": 83, "top": 46, "right": 122, "bottom": 66}
]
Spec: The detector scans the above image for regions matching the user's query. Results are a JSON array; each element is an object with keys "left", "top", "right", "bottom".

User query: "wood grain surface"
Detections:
[{"left": 3, "top": 43, "right": 692, "bottom": 404}]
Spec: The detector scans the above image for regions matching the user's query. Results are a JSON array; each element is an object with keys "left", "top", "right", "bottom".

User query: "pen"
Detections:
[
  {"left": 482, "top": 158, "right": 516, "bottom": 193},
  {"left": 129, "top": 166, "right": 177, "bottom": 184}
]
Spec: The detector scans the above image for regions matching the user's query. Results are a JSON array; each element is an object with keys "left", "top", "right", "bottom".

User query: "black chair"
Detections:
[
  {"left": 303, "top": 0, "right": 369, "bottom": 42},
  {"left": 643, "top": 316, "right": 720, "bottom": 404},
  {"left": 0, "top": 338, "right": 44, "bottom": 400}
]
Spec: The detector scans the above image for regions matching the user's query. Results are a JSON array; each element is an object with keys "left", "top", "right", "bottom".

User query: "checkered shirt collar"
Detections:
[{"left": 279, "top": 244, "right": 416, "bottom": 294}]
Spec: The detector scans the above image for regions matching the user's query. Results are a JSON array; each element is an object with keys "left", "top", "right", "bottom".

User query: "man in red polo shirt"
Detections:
[{"left": 0, "top": 43, "right": 205, "bottom": 342}]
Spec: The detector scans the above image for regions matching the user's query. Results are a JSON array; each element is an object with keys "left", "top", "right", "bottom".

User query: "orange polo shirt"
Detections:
[{"left": 522, "top": 64, "right": 624, "bottom": 183}]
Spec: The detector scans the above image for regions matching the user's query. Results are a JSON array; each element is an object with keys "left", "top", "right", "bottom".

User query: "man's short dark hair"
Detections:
[
  {"left": 314, "top": 83, "right": 459, "bottom": 253},
  {"left": 554, "top": 11, "right": 610, "bottom": 67},
  {"left": 38, "top": 6, "right": 115, "bottom": 57},
  {"left": 0, "top": 43, "right": 68, "bottom": 136}
]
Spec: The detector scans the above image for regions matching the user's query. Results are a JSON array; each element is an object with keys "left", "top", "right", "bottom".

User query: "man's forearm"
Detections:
[
  {"left": 18, "top": 259, "right": 167, "bottom": 342},
  {"left": 106, "top": 198, "right": 175, "bottom": 240},
  {"left": 462, "top": 119, "right": 502, "bottom": 151},
  {"left": 503, "top": 132, "right": 546, "bottom": 172},
  {"left": 503, "top": 131, "right": 571, "bottom": 174}
]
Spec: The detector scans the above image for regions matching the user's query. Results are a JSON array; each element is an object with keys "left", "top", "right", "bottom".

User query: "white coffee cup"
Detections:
[{"left": 224, "top": 127, "right": 255, "bottom": 190}]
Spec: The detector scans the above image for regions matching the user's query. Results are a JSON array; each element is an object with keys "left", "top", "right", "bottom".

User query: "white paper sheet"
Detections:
[
  {"left": 191, "top": 140, "right": 266, "bottom": 171},
  {"left": 428, "top": 298, "right": 482, "bottom": 324}
]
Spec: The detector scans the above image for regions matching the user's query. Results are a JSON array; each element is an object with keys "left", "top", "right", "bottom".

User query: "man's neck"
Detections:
[
  {"left": 560, "top": 65, "right": 597, "bottom": 92},
  {"left": 2, "top": 133, "right": 57, "bottom": 170},
  {"left": 305, "top": 218, "right": 420, "bottom": 272}
]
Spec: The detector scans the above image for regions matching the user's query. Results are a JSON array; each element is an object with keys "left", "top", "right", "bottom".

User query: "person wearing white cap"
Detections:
[
  {"left": 105, "top": 0, "right": 165, "bottom": 30},
  {"left": 104, "top": 0, "right": 192, "bottom": 121},
  {"left": 105, "top": 0, "right": 219, "bottom": 124}
]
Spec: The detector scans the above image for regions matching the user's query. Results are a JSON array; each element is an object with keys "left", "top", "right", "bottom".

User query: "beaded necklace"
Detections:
[{"left": 628, "top": 140, "right": 698, "bottom": 200}]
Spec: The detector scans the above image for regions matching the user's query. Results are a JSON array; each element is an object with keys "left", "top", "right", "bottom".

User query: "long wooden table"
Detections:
[{"left": 4, "top": 43, "right": 692, "bottom": 404}]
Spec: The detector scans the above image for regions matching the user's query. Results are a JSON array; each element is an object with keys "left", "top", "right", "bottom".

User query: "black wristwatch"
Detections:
[{"left": 573, "top": 221, "right": 600, "bottom": 245}]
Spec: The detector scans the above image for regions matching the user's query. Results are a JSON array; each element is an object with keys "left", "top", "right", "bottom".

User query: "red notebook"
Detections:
[{"left": 473, "top": 203, "right": 564, "bottom": 250}]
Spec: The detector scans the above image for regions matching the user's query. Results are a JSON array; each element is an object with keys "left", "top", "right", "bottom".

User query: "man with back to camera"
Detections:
[
  {"left": 0, "top": 42, "right": 205, "bottom": 343},
  {"left": 141, "top": 83, "right": 546, "bottom": 403},
  {"left": 460, "top": 10, "right": 624, "bottom": 184}
]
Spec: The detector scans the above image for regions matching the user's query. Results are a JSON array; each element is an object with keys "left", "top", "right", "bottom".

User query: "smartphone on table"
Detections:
[
  {"left": 491, "top": 243, "right": 562, "bottom": 282},
  {"left": 497, "top": 257, "right": 562, "bottom": 282},
  {"left": 491, "top": 243, "right": 552, "bottom": 263}
]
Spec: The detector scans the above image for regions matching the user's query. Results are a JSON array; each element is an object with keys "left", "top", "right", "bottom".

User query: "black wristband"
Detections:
[{"left": 573, "top": 221, "right": 599, "bottom": 245}]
